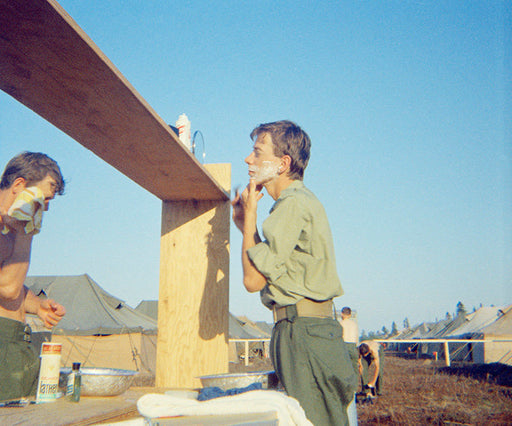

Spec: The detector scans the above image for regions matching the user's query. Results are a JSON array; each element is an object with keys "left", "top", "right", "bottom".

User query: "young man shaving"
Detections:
[{"left": 232, "top": 121, "right": 357, "bottom": 425}]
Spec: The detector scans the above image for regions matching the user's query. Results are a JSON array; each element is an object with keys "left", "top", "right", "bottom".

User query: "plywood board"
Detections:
[
  {"left": 156, "top": 164, "right": 231, "bottom": 388},
  {"left": 0, "top": 0, "right": 228, "bottom": 201}
]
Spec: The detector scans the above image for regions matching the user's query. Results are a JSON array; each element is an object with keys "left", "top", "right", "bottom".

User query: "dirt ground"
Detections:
[
  {"left": 135, "top": 354, "right": 512, "bottom": 424},
  {"left": 356, "top": 353, "right": 512, "bottom": 425},
  {"left": 231, "top": 353, "right": 512, "bottom": 425}
]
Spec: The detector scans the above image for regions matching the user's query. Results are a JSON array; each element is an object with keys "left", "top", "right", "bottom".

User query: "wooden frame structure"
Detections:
[{"left": 0, "top": 0, "right": 230, "bottom": 388}]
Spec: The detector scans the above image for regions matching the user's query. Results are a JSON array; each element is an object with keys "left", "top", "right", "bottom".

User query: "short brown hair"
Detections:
[
  {"left": 250, "top": 120, "right": 311, "bottom": 180},
  {"left": 359, "top": 343, "right": 370, "bottom": 356},
  {"left": 0, "top": 152, "right": 65, "bottom": 195}
]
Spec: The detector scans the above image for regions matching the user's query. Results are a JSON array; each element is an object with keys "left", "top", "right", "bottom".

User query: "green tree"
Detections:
[
  {"left": 360, "top": 330, "right": 368, "bottom": 341},
  {"left": 381, "top": 326, "right": 389, "bottom": 335},
  {"left": 391, "top": 321, "right": 398, "bottom": 335},
  {"left": 456, "top": 301, "right": 467, "bottom": 317},
  {"left": 445, "top": 312, "right": 452, "bottom": 321},
  {"left": 403, "top": 317, "right": 410, "bottom": 329}
]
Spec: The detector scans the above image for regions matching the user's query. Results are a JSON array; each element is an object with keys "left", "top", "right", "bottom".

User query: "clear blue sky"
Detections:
[{"left": 1, "top": 1, "right": 510, "bottom": 333}]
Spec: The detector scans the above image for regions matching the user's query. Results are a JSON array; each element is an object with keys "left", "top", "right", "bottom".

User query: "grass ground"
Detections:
[
  {"left": 231, "top": 353, "right": 512, "bottom": 425},
  {"left": 356, "top": 353, "right": 512, "bottom": 425},
  {"left": 137, "top": 353, "right": 512, "bottom": 424}
]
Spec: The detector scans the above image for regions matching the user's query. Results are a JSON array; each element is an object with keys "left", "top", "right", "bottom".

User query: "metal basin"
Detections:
[
  {"left": 199, "top": 370, "right": 278, "bottom": 391},
  {"left": 59, "top": 367, "right": 138, "bottom": 397}
]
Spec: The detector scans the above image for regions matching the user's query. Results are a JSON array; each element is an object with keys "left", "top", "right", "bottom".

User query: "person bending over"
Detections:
[{"left": 358, "top": 340, "right": 384, "bottom": 397}]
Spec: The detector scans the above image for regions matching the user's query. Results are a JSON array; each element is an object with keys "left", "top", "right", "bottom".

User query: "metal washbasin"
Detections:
[
  {"left": 59, "top": 367, "right": 138, "bottom": 397},
  {"left": 198, "top": 370, "right": 278, "bottom": 391}
]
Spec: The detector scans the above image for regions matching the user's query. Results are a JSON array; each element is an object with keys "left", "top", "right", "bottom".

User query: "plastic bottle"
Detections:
[
  {"left": 67, "top": 362, "right": 81, "bottom": 402},
  {"left": 175, "top": 113, "right": 192, "bottom": 151}
]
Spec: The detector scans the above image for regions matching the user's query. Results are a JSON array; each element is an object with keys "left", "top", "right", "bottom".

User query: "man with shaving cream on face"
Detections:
[
  {"left": 232, "top": 121, "right": 357, "bottom": 426},
  {"left": 0, "top": 152, "right": 66, "bottom": 401}
]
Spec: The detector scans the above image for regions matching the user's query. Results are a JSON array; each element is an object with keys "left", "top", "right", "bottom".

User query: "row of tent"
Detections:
[
  {"left": 136, "top": 299, "right": 272, "bottom": 340},
  {"left": 26, "top": 274, "right": 511, "bottom": 370},
  {"left": 383, "top": 305, "right": 512, "bottom": 365},
  {"left": 25, "top": 274, "right": 272, "bottom": 374}
]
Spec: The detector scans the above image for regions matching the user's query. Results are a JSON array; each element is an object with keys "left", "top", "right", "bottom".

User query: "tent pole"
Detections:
[{"left": 444, "top": 341, "right": 451, "bottom": 367}]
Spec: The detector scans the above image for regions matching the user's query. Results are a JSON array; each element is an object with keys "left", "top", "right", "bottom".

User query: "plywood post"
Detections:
[{"left": 156, "top": 164, "right": 231, "bottom": 388}]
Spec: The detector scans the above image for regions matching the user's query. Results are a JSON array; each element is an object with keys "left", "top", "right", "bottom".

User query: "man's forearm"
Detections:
[
  {"left": 241, "top": 214, "right": 266, "bottom": 292},
  {"left": 24, "top": 288, "right": 42, "bottom": 315}
]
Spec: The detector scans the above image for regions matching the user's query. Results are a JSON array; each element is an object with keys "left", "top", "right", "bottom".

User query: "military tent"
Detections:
[
  {"left": 25, "top": 275, "right": 157, "bottom": 373},
  {"left": 444, "top": 306, "right": 504, "bottom": 362},
  {"left": 469, "top": 306, "right": 512, "bottom": 365},
  {"left": 134, "top": 300, "right": 272, "bottom": 363}
]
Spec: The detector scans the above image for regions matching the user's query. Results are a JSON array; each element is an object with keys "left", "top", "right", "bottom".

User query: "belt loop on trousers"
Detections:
[
  {"left": 285, "top": 304, "right": 298, "bottom": 322},
  {"left": 0, "top": 317, "right": 32, "bottom": 342},
  {"left": 23, "top": 326, "right": 32, "bottom": 342}
]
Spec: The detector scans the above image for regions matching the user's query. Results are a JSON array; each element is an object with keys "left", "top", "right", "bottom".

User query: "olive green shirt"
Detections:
[{"left": 247, "top": 180, "right": 343, "bottom": 309}]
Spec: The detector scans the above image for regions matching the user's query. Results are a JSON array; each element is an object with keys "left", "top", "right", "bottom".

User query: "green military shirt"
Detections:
[{"left": 247, "top": 180, "right": 343, "bottom": 309}]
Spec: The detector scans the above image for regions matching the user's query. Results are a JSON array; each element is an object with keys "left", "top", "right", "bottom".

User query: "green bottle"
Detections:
[{"left": 69, "top": 362, "right": 81, "bottom": 402}]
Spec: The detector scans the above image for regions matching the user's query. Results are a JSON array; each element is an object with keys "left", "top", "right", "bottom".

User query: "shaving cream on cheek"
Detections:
[{"left": 249, "top": 161, "right": 279, "bottom": 184}]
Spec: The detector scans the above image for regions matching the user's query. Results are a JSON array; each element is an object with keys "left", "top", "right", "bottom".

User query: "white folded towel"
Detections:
[
  {"left": 2, "top": 186, "right": 45, "bottom": 235},
  {"left": 137, "top": 390, "right": 313, "bottom": 425}
]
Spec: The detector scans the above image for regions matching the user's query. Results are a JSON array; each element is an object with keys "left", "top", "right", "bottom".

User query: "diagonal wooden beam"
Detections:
[{"left": 0, "top": 0, "right": 228, "bottom": 201}]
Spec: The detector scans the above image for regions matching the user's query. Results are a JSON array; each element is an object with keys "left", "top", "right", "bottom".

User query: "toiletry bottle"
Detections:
[{"left": 69, "top": 362, "right": 81, "bottom": 402}]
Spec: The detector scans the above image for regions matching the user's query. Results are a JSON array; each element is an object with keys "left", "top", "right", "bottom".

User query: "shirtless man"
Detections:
[
  {"left": 0, "top": 152, "right": 66, "bottom": 401},
  {"left": 358, "top": 340, "right": 384, "bottom": 397}
]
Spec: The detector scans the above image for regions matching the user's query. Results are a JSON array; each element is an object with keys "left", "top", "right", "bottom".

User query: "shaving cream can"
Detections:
[{"left": 36, "top": 342, "right": 62, "bottom": 402}]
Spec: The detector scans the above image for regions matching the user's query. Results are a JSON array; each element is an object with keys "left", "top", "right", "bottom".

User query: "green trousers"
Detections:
[
  {"left": 270, "top": 314, "right": 358, "bottom": 426},
  {"left": 345, "top": 342, "right": 359, "bottom": 376},
  {"left": 0, "top": 317, "right": 40, "bottom": 401},
  {"left": 360, "top": 345, "right": 384, "bottom": 395}
]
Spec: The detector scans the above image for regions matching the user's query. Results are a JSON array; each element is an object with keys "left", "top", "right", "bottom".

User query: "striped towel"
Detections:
[{"left": 1, "top": 186, "right": 45, "bottom": 235}]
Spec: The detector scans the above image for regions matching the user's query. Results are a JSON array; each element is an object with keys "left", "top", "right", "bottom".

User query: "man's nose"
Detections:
[{"left": 245, "top": 153, "right": 253, "bottom": 164}]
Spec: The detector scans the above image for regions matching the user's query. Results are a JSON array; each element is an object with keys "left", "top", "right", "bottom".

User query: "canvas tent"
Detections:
[
  {"left": 134, "top": 301, "right": 272, "bottom": 363},
  {"left": 438, "top": 306, "right": 504, "bottom": 362},
  {"left": 468, "top": 306, "right": 512, "bottom": 365},
  {"left": 134, "top": 300, "right": 272, "bottom": 339},
  {"left": 25, "top": 275, "right": 157, "bottom": 373},
  {"left": 135, "top": 300, "right": 158, "bottom": 321},
  {"left": 446, "top": 307, "right": 504, "bottom": 338},
  {"left": 386, "top": 322, "right": 435, "bottom": 353},
  {"left": 384, "top": 305, "right": 512, "bottom": 365}
]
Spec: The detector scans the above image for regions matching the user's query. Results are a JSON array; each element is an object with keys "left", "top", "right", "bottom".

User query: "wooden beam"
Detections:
[
  {"left": 0, "top": 0, "right": 228, "bottom": 201},
  {"left": 156, "top": 164, "right": 231, "bottom": 388}
]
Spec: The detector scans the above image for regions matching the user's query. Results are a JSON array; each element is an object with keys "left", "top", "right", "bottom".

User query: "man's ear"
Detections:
[
  {"left": 280, "top": 155, "right": 292, "bottom": 173},
  {"left": 11, "top": 177, "right": 27, "bottom": 195}
]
